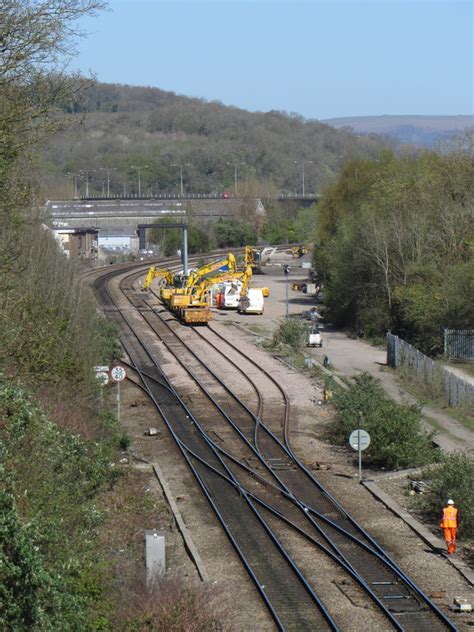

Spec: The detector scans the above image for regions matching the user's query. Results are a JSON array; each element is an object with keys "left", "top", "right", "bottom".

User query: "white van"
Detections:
[
  {"left": 221, "top": 280, "right": 243, "bottom": 309},
  {"left": 238, "top": 288, "right": 264, "bottom": 315}
]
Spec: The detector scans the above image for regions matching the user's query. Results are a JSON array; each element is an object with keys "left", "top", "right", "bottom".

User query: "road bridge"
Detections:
[{"left": 46, "top": 196, "right": 265, "bottom": 228}]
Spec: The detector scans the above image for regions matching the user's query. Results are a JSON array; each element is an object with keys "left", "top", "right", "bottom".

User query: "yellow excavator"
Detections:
[
  {"left": 166, "top": 253, "right": 237, "bottom": 324},
  {"left": 186, "top": 253, "right": 237, "bottom": 289},
  {"left": 142, "top": 266, "right": 175, "bottom": 291},
  {"left": 244, "top": 245, "right": 261, "bottom": 271}
]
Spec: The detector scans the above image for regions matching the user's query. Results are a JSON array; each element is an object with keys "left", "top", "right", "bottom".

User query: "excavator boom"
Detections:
[{"left": 143, "top": 266, "right": 174, "bottom": 290}]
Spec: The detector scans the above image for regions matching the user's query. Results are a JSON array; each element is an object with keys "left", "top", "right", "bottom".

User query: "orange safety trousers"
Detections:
[
  {"left": 443, "top": 527, "right": 457, "bottom": 554},
  {"left": 440, "top": 506, "right": 458, "bottom": 554}
]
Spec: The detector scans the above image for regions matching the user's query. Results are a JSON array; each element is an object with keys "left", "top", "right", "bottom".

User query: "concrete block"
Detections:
[{"left": 145, "top": 530, "right": 165, "bottom": 585}]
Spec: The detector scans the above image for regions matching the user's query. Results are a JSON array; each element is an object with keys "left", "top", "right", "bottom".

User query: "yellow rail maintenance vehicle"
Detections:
[{"left": 166, "top": 253, "right": 237, "bottom": 324}]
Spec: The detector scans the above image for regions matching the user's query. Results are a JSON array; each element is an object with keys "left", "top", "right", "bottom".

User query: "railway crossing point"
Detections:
[{"left": 349, "top": 429, "right": 371, "bottom": 482}]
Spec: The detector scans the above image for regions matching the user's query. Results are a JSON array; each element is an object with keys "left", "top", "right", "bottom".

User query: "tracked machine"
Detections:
[{"left": 161, "top": 253, "right": 237, "bottom": 324}]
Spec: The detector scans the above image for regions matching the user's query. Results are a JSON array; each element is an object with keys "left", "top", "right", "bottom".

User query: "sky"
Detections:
[{"left": 72, "top": 0, "right": 473, "bottom": 120}]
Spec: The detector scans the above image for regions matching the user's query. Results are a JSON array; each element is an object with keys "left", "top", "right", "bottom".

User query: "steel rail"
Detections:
[
  {"left": 121, "top": 278, "right": 425, "bottom": 630},
  {"left": 98, "top": 264, "right": 457, "bottom": 631},
  {"left": 202, "top": 325, "right": 459, "bottom": 630},
  {"left": 95, "top": 266, "right": 340, "bottom": 631},
  {"left": 136, "top": 278, "right": 457, "bottom": 631}
]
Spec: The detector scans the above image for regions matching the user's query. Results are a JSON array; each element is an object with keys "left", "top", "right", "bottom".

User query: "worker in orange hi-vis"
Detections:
[{"left": 440, "top": 499, "right": 458, "bottom": 554}]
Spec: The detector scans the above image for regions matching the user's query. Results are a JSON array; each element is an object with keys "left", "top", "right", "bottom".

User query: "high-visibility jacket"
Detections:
[{"left": 440, "top": 506, "right": 458, "bottom": 528}]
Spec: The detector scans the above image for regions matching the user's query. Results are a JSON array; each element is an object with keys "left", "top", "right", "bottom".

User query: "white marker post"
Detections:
[
  {"left": 111, "top": 366, "right": 127, "bottom": 424},
  {"left": 349, "top": 429, "right": 371, "bottom": 482}
]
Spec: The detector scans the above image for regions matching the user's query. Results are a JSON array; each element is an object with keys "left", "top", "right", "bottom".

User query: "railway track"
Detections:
[{"left": 92, "top": 262, "right": 459, "bottom": 632}]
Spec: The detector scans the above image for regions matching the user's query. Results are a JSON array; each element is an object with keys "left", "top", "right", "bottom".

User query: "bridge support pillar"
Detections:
[
  {"left": 137, "top": 227, "right": 146, "bottom": 250},
  {"left": 182, "top": 225, "right": 188, "bottom": 275}
]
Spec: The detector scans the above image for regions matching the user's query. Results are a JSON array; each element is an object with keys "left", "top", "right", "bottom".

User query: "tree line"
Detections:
[{"left": 314, "top": 147, "right": 474, "bottom": 354}]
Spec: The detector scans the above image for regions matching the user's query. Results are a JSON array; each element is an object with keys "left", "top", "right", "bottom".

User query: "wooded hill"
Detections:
[{"left": 41, "top": 81, "right": 389, "bottom": 200}]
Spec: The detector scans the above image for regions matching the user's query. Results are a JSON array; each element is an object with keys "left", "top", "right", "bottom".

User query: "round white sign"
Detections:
[
  {"left": 349, "top": 429, "right": 371, "bottom": 451},
  {"left": 111, "top": 366, "right": 127, "bottom": 382},
  {"left": 96, "top": 371, "right": 109, "bottom": 386}
]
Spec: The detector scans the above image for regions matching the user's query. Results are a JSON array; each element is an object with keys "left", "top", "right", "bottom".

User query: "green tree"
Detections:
[
  {"left": 213, "top": 218, "right": 257, "bottom": 247},
  {"left": 315, "top": 151, "right": 474, "bottom": 352},
  {"left": 148, "top": 220, "right": 210, "bottom": 256}
]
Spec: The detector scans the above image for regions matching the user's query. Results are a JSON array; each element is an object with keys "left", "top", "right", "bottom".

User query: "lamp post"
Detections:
[
  {"left": 171, "top": 163, "right": 191, "bottom": 196},
  {"left": 79, "top": 170, "right": 91, "bottom": 197},
  {"left": 283, "top": 264, "right": 290, "bottom": 317},
  {"left": 294, "top": 160, "right": 313, "bottom": 196},
  {"left": 65, "top": 173, "right": 78, "bottom": 198},
  {"left": 102, "top": 167, "right": 117, "bottom": 197},
  {"left": 130, "top": 165, "right": 148, "bottom": 197},
  {"left": 227, "top": 161, "right": 246, "bottom": 196}
]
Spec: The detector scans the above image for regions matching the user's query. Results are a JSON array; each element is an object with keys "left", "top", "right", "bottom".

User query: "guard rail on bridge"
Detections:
[{"left": 78, "top": 193, "right": 320, "bottom": 201}]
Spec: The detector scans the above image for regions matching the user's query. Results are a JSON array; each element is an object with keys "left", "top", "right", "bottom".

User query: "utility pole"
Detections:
[
  {"left": 130, "top": 165, "right": 148, "bottom": 196},
  {"left": 283, "top": 264, "right": 290, "bottom": 317},
  {"left": 227, "top": 161, "right": 246, "bottom": 195},
  {"left": 102, "top": 167, "right": 116, "bottom": 197},
  {"left": 295, "top": 160, "right": 313, "bottom": 196},
  {"left": 172, "top": 163, "right": 191, "bottom": 196}
]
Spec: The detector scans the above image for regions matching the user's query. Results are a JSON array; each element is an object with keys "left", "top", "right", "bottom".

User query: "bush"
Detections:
[
  {"left": 271, "top": 318, "right": 307, "bottom": 351},
  {"left": 119, "top": 433, "right": 131, "bottom": 451},
  {"left": 0, "top": 376, "right": 118, "bottom": 629},
  {"left": 419, "top": 454, "right": 474, "bottom": 538},
  {"left": 330, "top": 373, "right": 440, "bottom": 470}
]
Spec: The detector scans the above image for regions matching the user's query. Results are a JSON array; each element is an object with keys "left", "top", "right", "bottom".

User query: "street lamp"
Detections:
[
  {"left": 227, "top": 161, "right": 246, "bottom": 196},
  {"left": 294, "top": 160, "right": 313, "bottom": 196},
  {"left": 283, "top": 264, "right": 290, "bottom": 317},
  {"left": 101, "top": 167, "right": 117, "bottom": 197},
  {"left": 130, "top": 165, "right": 149, "bottom": 197},
  {"left": 78, "top": 170, "right": 94, "bottom": 197},
  {"left": 65, "top": 173, "right": 78, "bottom": 198},
  {"left": 171, "top": 163, "right": 191, "bottom": 196}
]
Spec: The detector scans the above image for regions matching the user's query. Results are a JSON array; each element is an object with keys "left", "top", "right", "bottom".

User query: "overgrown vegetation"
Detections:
[
  {"left": 315, "top": 148, "right": 474, "bottom": 355},
  {"left": 270, "top": 318, "right": 308, "bottom": 352},
  {"left": 330, "top": 374, "right": 440, "bottom": 470},
  {"left": 115, "top": 576, "right": 227, "bottom": 631},
  {"left": 418, "top": 454, "right": 474, "bottom": 538},
  {"left": 0, "top": 378, "right": 117, "bottom": 629},
  {"left": 0, "top": 223, "right": 119, "bottom": 387}
]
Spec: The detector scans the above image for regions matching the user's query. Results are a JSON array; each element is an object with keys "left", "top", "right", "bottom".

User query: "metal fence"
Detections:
[
  {"left": 444, "top": 329, "right": 474, "bottom": 360},
  {"left": 387, "top": 333, "right": 474, "bottom": 407}
]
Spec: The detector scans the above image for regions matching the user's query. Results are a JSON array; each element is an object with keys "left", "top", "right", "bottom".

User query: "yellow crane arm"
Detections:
[
  {"left": 143, "top": 266, "right": 174, "bottom": 290},
  {"left": 185, "top": 253, "right": 236, "bottom": 290}
]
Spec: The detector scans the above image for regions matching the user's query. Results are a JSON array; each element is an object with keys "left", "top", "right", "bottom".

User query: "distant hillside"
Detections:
[
  {"left": 40, "top": 82, "right": 389, "bottom": 200},
  {"left": 323, "top": 115, "right": 474, "bottom": 148}
]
